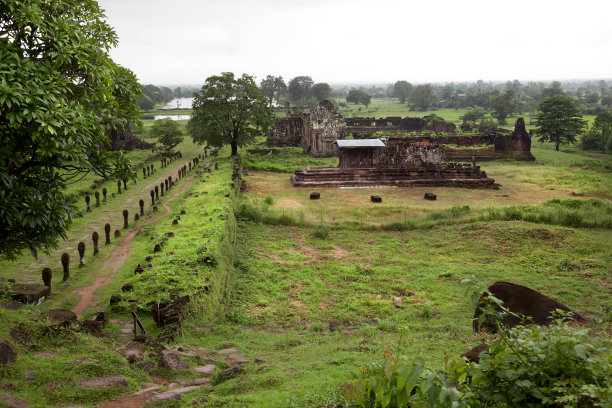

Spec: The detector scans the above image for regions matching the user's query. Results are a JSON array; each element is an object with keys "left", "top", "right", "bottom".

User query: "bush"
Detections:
[
  {"left": 312, "top": 226, "right": 330, "bottom": 240},
  {"left": 344, "top": 282, "right": 612, "bottom": 408},
  {"left": 264, "top": 195, "right": 274, "bottom": 205}
]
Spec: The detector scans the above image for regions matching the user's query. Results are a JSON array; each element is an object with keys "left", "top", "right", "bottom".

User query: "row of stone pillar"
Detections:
[{"left": 42, "top": 158, "right": 198, "bottom": 290}]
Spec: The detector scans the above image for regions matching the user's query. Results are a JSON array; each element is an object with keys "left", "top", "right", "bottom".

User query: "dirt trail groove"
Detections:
[{"left": 72, "top": 176, "right": 192, "bottom": 318}]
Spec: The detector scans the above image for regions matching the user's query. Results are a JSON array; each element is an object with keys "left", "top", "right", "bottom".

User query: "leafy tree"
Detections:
[
  {"left": 311, "top": 83, "right": 332, "bottom": 101},
  {"left": 393, "top": 80, "right": 412, "bottom": 103},
  {"left": 489, "top": 90, "right": 515, "bottom": 125},
  {"left": 585, "top": 91, "right": 600, "bottom": 104},
  {"left": 535, "top": 95, "right": 586, "bottom": 151},
  {"left": 188, "top": 72, "right": 274, "bottom": 156},
  {"left": 346, "top": 89, "right": 371, "bottom": 107},
  {"left": 138, "top": 95, "right": 155, "bottom": 111},
  {"left": 409, "top": 84, "right": 435, "bottom": 110},
  {"left": 582, "top": 111, "right": 612, "bottom": 152},
  {"left": 287, "top": 76, "right": 313, "bottom": 101},
  {"left": 461, "top": 107, "right": 486, "bottom": 123},
  {"left": 0, "top": 0, "right": 140, "bottom": 260},
  {"left": 150, "top": 118, "right": 183, "bottom": 149},
  {"left": 601, "top": 95, "right": 612, "bottom": 107},
  {"left": 541, "top": 81, "right": 564, "bottom": 99},
  {"left": 260, "top": 75, "right": 287, "bottom": 105}
]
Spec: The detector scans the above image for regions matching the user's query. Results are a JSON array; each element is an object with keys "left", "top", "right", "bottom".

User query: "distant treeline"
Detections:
[{"left": 137, "top": 84, "right": 200, "bottom": 111}]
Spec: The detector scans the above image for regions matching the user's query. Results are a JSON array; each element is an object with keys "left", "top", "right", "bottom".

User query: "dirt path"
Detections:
[{"left": 72, "top": 176, "right": 192, "bottom": 318}]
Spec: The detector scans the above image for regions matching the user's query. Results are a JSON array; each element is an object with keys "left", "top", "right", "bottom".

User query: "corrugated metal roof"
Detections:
[{"left": 335, "top": 139, "right": 386, "bottom": 148}]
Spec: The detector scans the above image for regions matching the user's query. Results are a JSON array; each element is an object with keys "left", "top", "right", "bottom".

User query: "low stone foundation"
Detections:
[{"left": 291, "top": 164, "right": 498, "bottom": 189}]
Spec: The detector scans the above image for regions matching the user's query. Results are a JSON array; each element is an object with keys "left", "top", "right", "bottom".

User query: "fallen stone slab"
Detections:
[
  {"left": 193, "top": 365, "right": 216, "bottom": 376},
  {"left": 1, "top": 396, "right": 30, "bottom": 408},
  {"left": 217, "top": 366, "right": 244, "bottom": 382},
  {"left": 191, "top": 378, "right": 210, "bottom": 386},
  {"left": 226, "top": 353, "right": 249, "bottom": 364},
  {"left": 130, "top": 386, "right": 160, "bottom": 396},
  {"left": 10, "top": 284, "right": 49, "bottom": 304},
  {"left": 79, "top": 375, "right": 128, "bottom": 388},
  {"left": 145, "top": 385, "right": 201, "bottom": 403},
  {"left": 159, "top": 351, "right": 188, "bottom": 371},
  {"left": 217, "top": 348, "right": 240, "bottom": 355}
]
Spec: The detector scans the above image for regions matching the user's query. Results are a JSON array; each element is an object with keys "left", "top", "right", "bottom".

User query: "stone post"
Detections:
[
  {"left": 102, "top": 187, "right": 107, "bottom": 201},
  {"left": 104, "top": 223, "right": 111, "bottom": 244},
  {"left": 117, "top": 180, "right": 121, "bottom": 194},
  {"left": 165, "top": 179, "right": 168, "bottom": 191},
  {"left": 155, "top": 186, "right": 159, "bottom": 201},
  {"left": 123, "top": 179, "right": 127, "bottom": 191},
  {"left": 42, "top": 267, "right": 52, "bottom": 290},
  {"left": 95, "top": 191, "right": 100, "bottom": 207},
  {"left": 61, "top": 253, "right": 70, "bottom": 281},
  {"left": 147, "top": 166, "right": 150, "bottom": 176},
  {"left": 139, "top": 199, "right": 144, "bottom": 216},
  {"left": 92, "top": 232, "right": 99, "bottom": 256},
  {"left": 142, "top": 167, "right": 146, "bottom": 179},
  {"left": 150, "top": 190, "right": 155, "bottom": 206},
  {"left": 160, "top": 183, "right": 164, "bottom": 197},
  {"left": 123, "top": 210, "right": 129, "bottom": 229},
  {"left": 85, "top": 195, "right": 91, "bottom": 212},
  {"left": 78, "top": 242, "right": 86, "bottom": 267}
]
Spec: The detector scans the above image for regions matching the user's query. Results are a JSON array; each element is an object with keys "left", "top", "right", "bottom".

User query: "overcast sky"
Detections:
[{"left": 98, "top": 0, "right": 612, "bottom": 86}]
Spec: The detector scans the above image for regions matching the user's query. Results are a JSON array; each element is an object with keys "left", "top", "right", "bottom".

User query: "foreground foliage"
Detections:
[
  {"left": 0, "top": 0, "right": 141, "bottom": 259},
  {"left": 345, "top": 284, "right": 611, "bottom": 407}
]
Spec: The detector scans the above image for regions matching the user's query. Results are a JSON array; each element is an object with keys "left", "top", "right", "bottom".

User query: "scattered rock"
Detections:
[
  {"left": 47, "top": 309, "right": 78, "bottom": 326},
  {"left": 393, "top": 296, "right": 404, "bottom": 308},
  {"left": 191, "top": 378, "right": 210, "bottom": 386},
  {"left": 109, "top": 294, "right": 122, "bottom": 306},
  {"left": 424, "top": 192, "right": 437, "bottom": 200},
  {"left": 0, "top": 340, "right": 17, "bottom": 365},
  {"left": 462, "top": 343, "right": 490, "bottom": 363},
  {"left": 216, "top": 366, "right": 244, "bottom": 382},
  {"left": 121, "top": 283, "right": 134, "bottom": 292},
  {"left": 125, "top": 341, "right": 145, "bottom": 363},
  {"left": 10, "top": 284, "right": 50, "bottom": 304},
  {"left": 80, "top": 320, "right": 104, "bottom": 337},
  {"left": 79, "top": 375, "right": 128, "bottom": 388},
  {"left": 0, "top": 382, "right": 16, "bottom": 391},
  {"left": 226, "top": 354, "right": 249, "bottom": 364},
  {"left": 159, "top": 351, "right": 188, "bottom": 372},
  {"left": 310, "top": 192, "right": 320, "bottom": 200},
  {"left": 217, "top": 348, "right": 240, "bottom": 355},
  {"left": 145, "top": 386, "right": 201, "bottom": 403},
  {"left": 137, "top": 361, "right": 156, "bottom": 371},
  {"left": 153, "top": 244, "right": 162, "bottom": 253},
  {"left": 0, "top": 396, "right": 30, "bottom": 408},
  {"left": 193, "top": 365, "right": 216, "bottom": 376},
  {"left": 25, "top": 368, "right": 35, "bottom": 380},
  {"left": 370, "top": 195, "right": 382, "bottom": 203},
  {"left": 145, "top": 256, "right": 153, "bottom": 262},
  {"left": 130, "top": 385, "right": 160, "bottom": 396}
]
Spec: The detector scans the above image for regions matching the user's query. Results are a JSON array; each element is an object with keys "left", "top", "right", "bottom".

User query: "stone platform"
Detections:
[{"left": 291, "top": 164, "right": 498, "bottom": 189}]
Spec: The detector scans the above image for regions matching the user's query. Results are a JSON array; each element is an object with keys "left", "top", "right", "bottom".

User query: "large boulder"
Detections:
[
  {"left": 473, "top": 281, "right": 586, "bottom": 332},
  {"left": 47, "top": 309, "right": 78, "bottom": 327},
  {"left": 10, "top": 284, "right": 50, "bottom": 304}
]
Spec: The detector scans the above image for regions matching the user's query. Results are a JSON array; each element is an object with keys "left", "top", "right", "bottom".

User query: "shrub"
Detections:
[
  {"left": 312, "top": 226, "right": 330, "bottom": 240},
  {"left": 264, "top": 195, "right": 274, "bottom": 205}
]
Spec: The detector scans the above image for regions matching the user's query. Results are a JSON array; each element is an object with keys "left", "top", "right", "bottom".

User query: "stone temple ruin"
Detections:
[
  {"left": 268, "top": 100, "right": 534, "bottom": 162},
  {"left": 267, "top": 100, "right": 345, "bottom": 157},
  {"left": 291, "top": 137, "right": 497, "bottom": 188},
  {"left": 107, "top": 124, "right": 153, "bottom": 150}
]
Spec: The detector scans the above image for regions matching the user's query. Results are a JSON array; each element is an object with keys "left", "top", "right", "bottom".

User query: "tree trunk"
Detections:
[
  {"left": 555, "top": 141, "right": 560, "bottom": 151},
  {"left": 231, "top": 141, "right": 238, "bottom": 156}
]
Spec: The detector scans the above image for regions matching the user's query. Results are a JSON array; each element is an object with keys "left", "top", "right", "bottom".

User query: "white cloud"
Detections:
[{"left": 99, "top": 0, "right": 612, "bottom": 85}]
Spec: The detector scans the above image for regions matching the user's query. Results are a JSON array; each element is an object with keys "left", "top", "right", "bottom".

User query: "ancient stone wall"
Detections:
[
  {"left": 266, "top": 115, "right": 306, "bottom": 147},
  {"left": 302, "top": 100, "right": 346, "bottom": 157},
  {"left": 344, "top": 115, "right": 456, "bottom": 138}
]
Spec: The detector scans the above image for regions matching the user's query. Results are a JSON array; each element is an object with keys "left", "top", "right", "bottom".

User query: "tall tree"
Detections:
[
  {"left": 188, "top": 72, "right": 274, "bottom": 156},
  {"left": 535, "top": 95, "right": 586, "bottom": 151},
  {"left": 260, "top": 75, "right": 286, "bottom": 105},
  {"left": 150, "top": 118, "right": 183, "bottom": 149},
  {"left": 409, "top": 84, "right": 435, "bottom": 110},
  {"left": 287, "top": 76, "right": 313, "bottom": 101},
  {"left": 311, "top": 83, "right": 332, "bottom": 101},
  {"left": 393, "top": 81, "right": 412, "bottom": 103},
  {"left": 489, "top": 90, "right": 516, "bottom": 125},
  {"left": 583, "top": 111, "right": 612, "bottom": 152},
  {"left": 346, "top": 89, "right": 371, "bottom": 106},
  {"left": 0, "top": 0, "right": 140, "bottom": 260}
]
